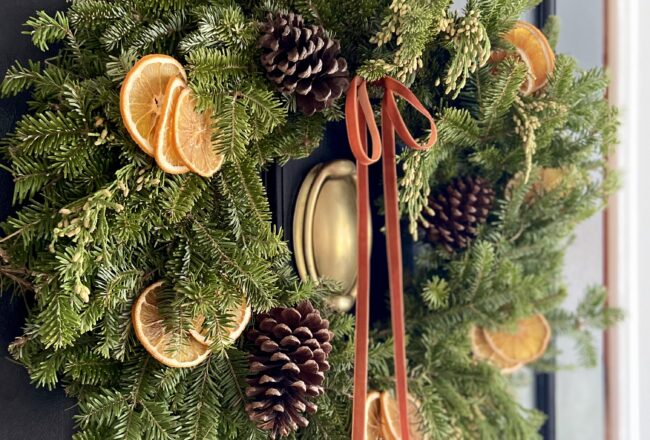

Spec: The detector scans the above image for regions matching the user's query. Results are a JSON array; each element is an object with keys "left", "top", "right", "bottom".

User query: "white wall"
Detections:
[{"left": 608, "top": 0, "right": 650, "bottom": 438}]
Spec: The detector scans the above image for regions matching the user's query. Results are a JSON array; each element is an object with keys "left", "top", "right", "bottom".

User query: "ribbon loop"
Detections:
[
  {"left": 383, "top": 77, "right": 438, "bottom": 152},
  {"left": 345, "top": 77, "right": 382, "bottom": 166},
  {"left": 347, "top": 76, "right": 437, "bottom": 440}
]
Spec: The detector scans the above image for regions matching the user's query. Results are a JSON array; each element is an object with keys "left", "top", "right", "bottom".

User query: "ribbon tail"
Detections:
[
  {"left": 351, "top": 117, "right": 371, "bottom": 440},
  {"left": 381, "top": 103, "right": 411, "bottom": 440},
  {"left": 346, "top": 75, "right": 434, "bottom": 440}
]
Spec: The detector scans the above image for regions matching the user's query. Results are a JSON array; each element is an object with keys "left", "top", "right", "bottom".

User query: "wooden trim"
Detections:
[
  {"left": 603, "top": 0, "right": 644, "bottom": 437},
  {"left": 603, "top": 0, "right": 618, "bottom": 437}
]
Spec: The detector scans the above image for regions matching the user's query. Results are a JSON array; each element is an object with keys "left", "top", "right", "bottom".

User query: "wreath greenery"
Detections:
[{"left": 0, "top": 1, "right": 621, "bottom": 439}]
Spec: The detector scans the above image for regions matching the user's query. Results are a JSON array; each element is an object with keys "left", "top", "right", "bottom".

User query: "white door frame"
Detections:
[{"left": 605, "top": 0, "right": 648, "bottom": 439}]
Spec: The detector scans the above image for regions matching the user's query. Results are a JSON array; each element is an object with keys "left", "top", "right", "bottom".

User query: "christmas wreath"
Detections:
[{"left": 0, "top": 0, "right": 621, "bottom": 439}]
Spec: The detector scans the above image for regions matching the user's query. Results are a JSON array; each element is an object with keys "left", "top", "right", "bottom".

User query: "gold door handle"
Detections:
[{"left": 293, "top": 160, "right": 371, "bottom": 311}]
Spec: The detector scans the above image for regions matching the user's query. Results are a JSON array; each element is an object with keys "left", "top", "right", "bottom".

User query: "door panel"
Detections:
[{"left": 0, "top": 2, "right": 76, "bottom": 440}]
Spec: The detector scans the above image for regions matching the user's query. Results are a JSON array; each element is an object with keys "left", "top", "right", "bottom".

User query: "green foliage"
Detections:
[
  {"left": 541, "top": 287, "right": 623, "bottom": 369},
  {"left": 407, "top": 330, "right": 546, "bottom": 439},
  {"left": 0, "top": 0, "right": 620, "bottom": 439},
  {"left": 477, "top": 0, "right": 542, "bottom": 42},
  {"left": 24, "top": 10, "right": 71, "bottom": 51},
  {"left": 359, "top": 0, "right": 449, "bottom": 82},
  {"left": 397, "top": 3, "right": 619, "bottom": 436},
  {"left": 542, "top": 15, "right": 561, "bottom": 50},
  {"left": 438, "top": 3, "right": 491, "bottom": 98}
]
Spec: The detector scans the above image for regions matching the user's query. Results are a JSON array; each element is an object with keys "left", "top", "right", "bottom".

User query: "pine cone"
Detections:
[
  {"left": 421, "top": 176, "right": 495, "bottom": 252},
  {"left": 259, "top": 12, "right": 350, "bottom": 115},
  {"left": 245, "top": 301, "right": 333, "bottom": 438}
]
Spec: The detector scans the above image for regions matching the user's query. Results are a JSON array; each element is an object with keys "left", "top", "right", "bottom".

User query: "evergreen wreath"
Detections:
[{"left": 0, "top": 0, "right": 622, "bottom": 439}]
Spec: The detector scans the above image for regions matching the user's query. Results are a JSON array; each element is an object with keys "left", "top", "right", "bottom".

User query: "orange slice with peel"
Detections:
[
  {"left": 525, "top": 168, "right": 567, "bottom": 203},
  {"left": 366, "top": 391, "right": 384, "bottom": 440},
  {"left": 154, "top": 76, "right": 190, "bottom": 174},
  {"left": 172, "top": 88, "right": 224, "bottom": 177},
  {"left": 189, "top": 298, "right": 251, "bottom": 346},
  {"left": 507, "top": 168, "right": 568, "bottom": 204},
  {"left": 131, "top": 281, "right": 210, "bottom": 368},
  {"left": 493, "top": 21, "right": 555, "bottom": 95},
  {"left": 120, "top": 54, "right": 187, "bottom": 156},
  {"left": 470, "top": 326, "right": 522, "bottom": 374},
  {"left": 483, "top": 314, "right": 551, "bottom": 364},
  {"left": 537, "top": 168, "right": 565, "bottom": 191},
  {"left": 380, "top": 391, "right": 427, "bottom": 440}
]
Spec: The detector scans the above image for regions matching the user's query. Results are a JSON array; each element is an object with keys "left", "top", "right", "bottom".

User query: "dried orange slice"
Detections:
[
  {"left": 535, "top": 168, "right": 565, "bottom": 193},
  {"left": 499, "top": 21, "right": 555, "bottom": 95},
  {"left": 131, "top": 281, "right": 210, "bottom": 368},
  {"left": 154, "top": 76, "right": 190, "bottom": 174},
  {"left": 366, "top": 391, "right": 384, "bottom": 440},
  {"left": 483, "top": 314, "right": 551, "bottom": 364},
  {"left": 506, "top": 168, "right": 568, "bottom": 204},
  {"left": 172, "top": 88, "right": 224, "bottom": 177},
  {"left": 120, "top": 54, "right": 187, "bottom": 156},
  {"left": 380, "top": 391, "right": 427, "bottom": 440},
  {"left": 470, "top": 326, "right": 522, "bottom": 374},
  {"left": 189, "top": 298, "right": 251, "bottom": 346},
  {"left": 526, "top": 168, "right": 566, "bottom": 202}
]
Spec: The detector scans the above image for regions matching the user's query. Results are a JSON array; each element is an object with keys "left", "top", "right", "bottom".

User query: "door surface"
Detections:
[{"left": 0, "top": 3, "right": 75, "bottom": 439}]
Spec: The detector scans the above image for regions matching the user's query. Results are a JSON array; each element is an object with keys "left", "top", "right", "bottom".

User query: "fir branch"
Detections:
[
  {"left": 362, "top": 0, "right": 448, "bottom": 82},
  {"left": 129, "top": 9, "right": 188, "bottom": 53},
  {"left": 479, "top": 59, "right": 527, "bottom": 135},
  {"left": 542, "top": 15, "right": 560, "bottom": 50},
  {"left": 215, "top": 158, "right": 287, "bottom": 263},
  {"left": 255, "top": 113, "right": 325, "bottom": 163},
  {"left": 179, "top": 355, "right": 221, "bottom": 440},
  {"left": 438, "top": 6, "right": 491, "bottom": 98},
  {"left": 100, "top": 14, "right": 139, "bottom": 52},
  {"left": 1, "top": 201, "right": 58, "bottom": 244},
  {"left": 75, "top": 389, "right": 128, "bottom": 429},
  {"left": 421, "top": 276, "right": 450, "bottom": 311},
  {"left": 36, "top": 286, "right": 83, "bottom": 349},
  {"left": 179, "top": 5, "right": 257, "bottom": 53},
  {"left": 139, "top": 400, "right": 179, "bottom": 440},
  {"left": 161, "top": 174, "right": 209, "bottom": 223},
  {"left": 213, "top": 93, "right": 250, "bottom": 160},
  {"left": 189, "top": 220, "right": 279, "bottom": 310},
  {"left": 69, "top": 1, "right": 128, "bottom": 31},
  {"left": 6, "top": 110, "right": 86, "bottom": 159},
  {"left": 186, "top": 48, "right": 250, "bottom": 89},
  {"left": 477, "top": 0, "right": 541, "bottom": 41},
  {"left": 24, "top": 10, "right": 70, "bottom": 51},
  {"left": 0, "top": 61, "right": 38, "bottom": 96}
]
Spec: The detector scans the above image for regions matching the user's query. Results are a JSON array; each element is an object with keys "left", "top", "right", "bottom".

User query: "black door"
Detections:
[{"left": 0, "top": 2, "right": 76, "bottom": 439}]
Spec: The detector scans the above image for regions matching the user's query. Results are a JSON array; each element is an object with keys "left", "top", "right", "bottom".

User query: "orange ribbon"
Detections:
[{"left": 345, "top": 76, "right": 437, "bottom": 440}]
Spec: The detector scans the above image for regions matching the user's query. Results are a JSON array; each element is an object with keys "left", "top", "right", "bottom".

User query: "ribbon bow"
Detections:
[{"left": 345, "top": 76, "right": 437, "bottom": 440}]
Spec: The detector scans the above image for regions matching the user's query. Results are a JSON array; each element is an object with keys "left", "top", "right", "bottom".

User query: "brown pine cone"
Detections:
[
  {"left": 259, "top": 12, "right": 350, "bottom": 115},
  {"left": 245, "top": 301, "right": 333, "bottom": 438},
  {"left": 421, "top": 176, "right": 495, "bottom": 252}
]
